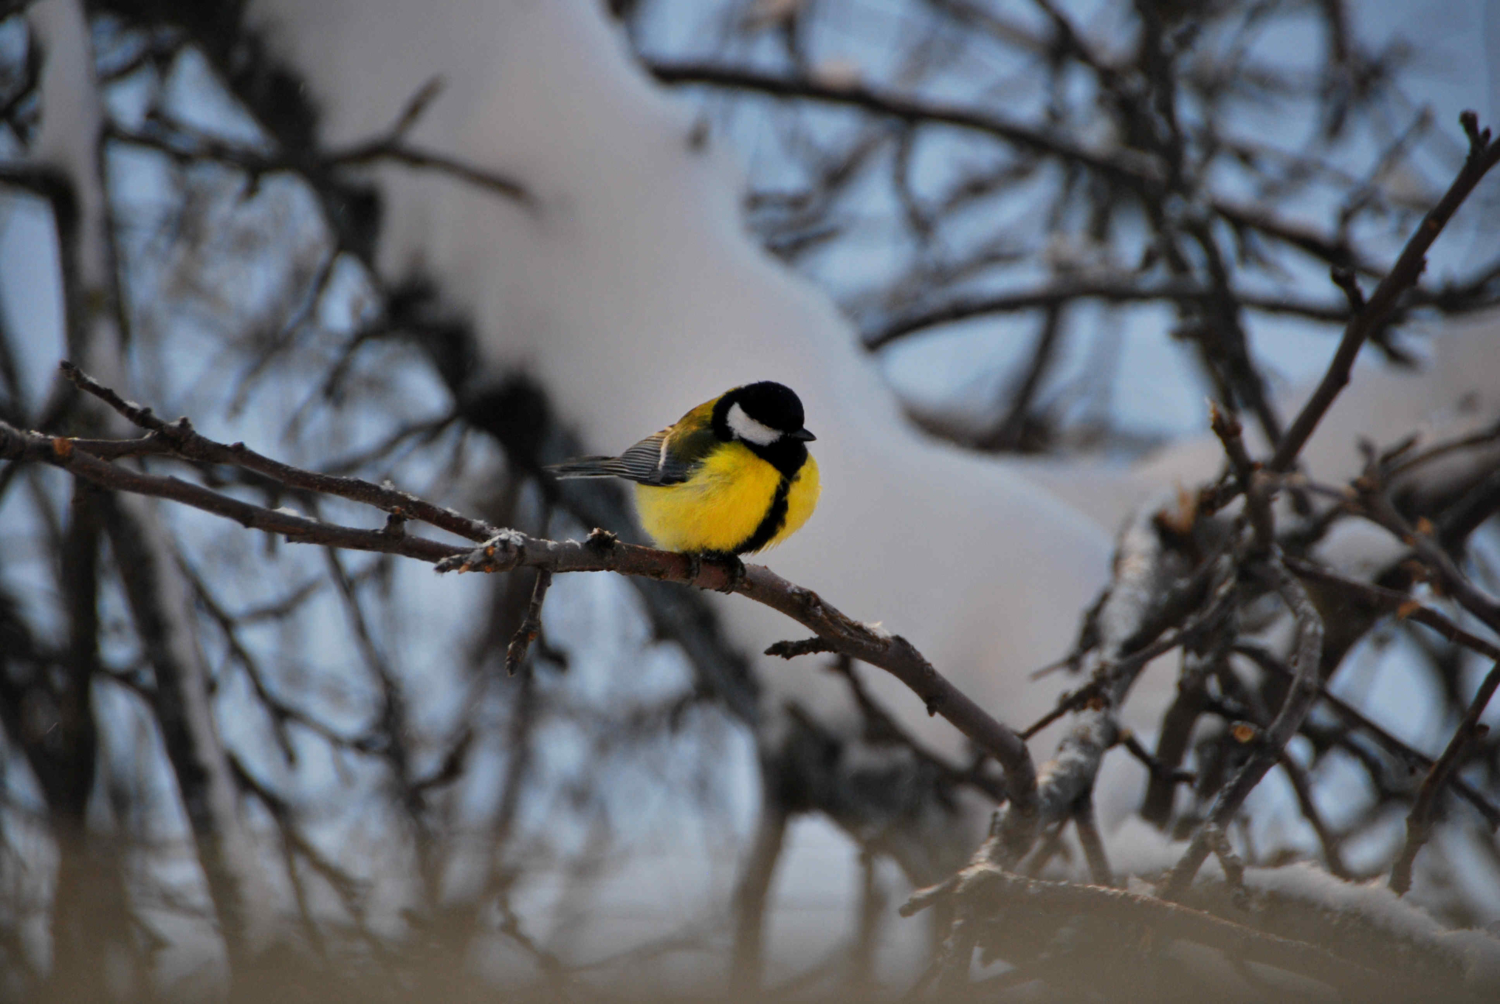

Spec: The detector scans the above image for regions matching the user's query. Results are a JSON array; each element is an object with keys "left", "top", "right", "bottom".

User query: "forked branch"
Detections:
[
  {"left": 1270, "top": 111, "right": 1500, "bottom": 472},
  {"left": 0, "top": 363, "right": 1040, "bottom": 838}
]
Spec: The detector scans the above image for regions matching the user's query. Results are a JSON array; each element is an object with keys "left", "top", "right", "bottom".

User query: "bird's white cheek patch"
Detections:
[{"left": 727, "top": 402, "right": 780, "bottom": 446}]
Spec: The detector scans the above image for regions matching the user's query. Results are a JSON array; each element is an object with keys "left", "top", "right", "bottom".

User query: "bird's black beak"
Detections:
[{"left": 789, "top": 427, "right": 816, "bottom": 442}]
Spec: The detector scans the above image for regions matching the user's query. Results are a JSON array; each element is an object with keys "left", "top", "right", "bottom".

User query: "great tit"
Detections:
[{"left": 547, "top": 382, "right": 820, "bottom": 555}]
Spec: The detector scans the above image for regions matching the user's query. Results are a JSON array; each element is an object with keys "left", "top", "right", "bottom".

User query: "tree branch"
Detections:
[
  {"left": 58, "top": 360, "right": 498, "bottom": 544},
  {"left": 646, "top": 60, "right": 1163, "bottom": 195},
  {"left": 2, "top": 374, "right": 1041, "bottom": 841},
  {"left": 442, "top": 531, "right": 1040, "bottom": 839},
  {"left": 1270, "top": 111, "right": 1500, "bottom": 472},
  {"left": 1389, "top": 659, "right": 1500, "bottom": 894},
  {"left": 1233, "top": 639, "right": 1500, "bottom": 829},
  {"left": 862, "top": 277, "right": 1350, "bottom": 351},
  {"left": 1163, "top": 562, "right": 1324, "bottom": 898}
]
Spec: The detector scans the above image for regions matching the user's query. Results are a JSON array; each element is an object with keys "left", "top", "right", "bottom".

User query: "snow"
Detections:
[
  {"left": 6, "top": 0, "right": 1499, "bottom": 985},
  {"left": 238, "top": 0, "right": 1500, "bottom": 966},
  {"left": 248, "top": 0, "right": 1111, "bottom": 757}
]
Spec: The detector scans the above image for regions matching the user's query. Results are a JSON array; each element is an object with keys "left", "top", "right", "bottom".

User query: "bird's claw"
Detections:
[
  {"left": 711, "top": 552, "right": 745, "bottom": 594},
  {"left": 684, "top": 551, "right": 744, "bottom": 592}
]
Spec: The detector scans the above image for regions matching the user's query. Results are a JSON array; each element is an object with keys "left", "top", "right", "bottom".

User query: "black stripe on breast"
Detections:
[{"left": 734, "top": 475, "right": 792, "bottom": 554}]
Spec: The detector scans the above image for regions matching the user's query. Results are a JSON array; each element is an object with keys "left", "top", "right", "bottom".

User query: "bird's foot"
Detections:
[{"left": 705, "top": 551, "right": 746, "bottom": 594}]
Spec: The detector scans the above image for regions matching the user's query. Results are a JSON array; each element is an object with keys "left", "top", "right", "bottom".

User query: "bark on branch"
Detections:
[
  {"left": 1, "top": 366, "right": 1041, "bottom": 836},
  {"left": 1163, "top": 563, "right": 1324, "bottom": 899}
]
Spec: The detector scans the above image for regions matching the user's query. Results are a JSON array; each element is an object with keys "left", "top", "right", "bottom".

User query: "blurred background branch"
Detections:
[{"left": 2, "top": 0, "right": 1500, "bottom": 1000}]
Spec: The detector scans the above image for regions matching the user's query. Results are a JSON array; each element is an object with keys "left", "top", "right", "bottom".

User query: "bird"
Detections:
[{"left": 547, "top": 382, "right": 820, "bottom": 560}]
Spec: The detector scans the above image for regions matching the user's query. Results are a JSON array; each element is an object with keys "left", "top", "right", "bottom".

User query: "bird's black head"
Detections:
[{"left": 711, "top": 381, "right": 815, "bottom": 476}]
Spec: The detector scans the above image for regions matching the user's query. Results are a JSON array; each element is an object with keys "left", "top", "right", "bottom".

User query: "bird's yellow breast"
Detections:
[
  {"left": 777, "top": 452, "right": 820, "bottom": 548},
  {"left": 634, "top": 445, "right": 820, "bottom": 554}
]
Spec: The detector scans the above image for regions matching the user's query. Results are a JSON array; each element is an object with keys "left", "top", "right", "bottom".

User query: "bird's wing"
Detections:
[
  {"left": 608, "top": 421, "right": 717, "bottom": 485},
  {"left": 546, "top": 398, "right": 720, "bottom": 485}
]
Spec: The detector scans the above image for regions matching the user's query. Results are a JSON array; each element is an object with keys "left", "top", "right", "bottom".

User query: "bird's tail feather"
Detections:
[{"left": 545, "top": 456, "right": 620, "bottom": 479}]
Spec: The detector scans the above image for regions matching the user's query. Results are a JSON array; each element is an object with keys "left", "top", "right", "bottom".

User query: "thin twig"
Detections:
[
  {"left": 444, "top": 529, "right": 1042, "bottom": 846},
  {"left": 1270, "top": 112, "right": 1500, "bottom": 472},
  {"left": 1209, "top": 401, "right": 1274, "bottom": 552},
  {"left": 324, "top": 140, "right": 532, "bottom": 205},
  {"left": 1390, "top": 660, "right": 1500, "bottom": 894},
  {"left": 647, "top": 61, "right": 1164, "bottom": 196},
  {"left": 175, "top": 553, "right": 366, "bottom": 758},
  {"left": 826, "top": 655, "right": 1009, "bottom": 803},
  {"left": 1, "top": 421, "right": 468, "bottom": 563},
  {"left": 388, "top": 75, "right": 446, "bottom": 139},
  {"left": 1277, "top": 751, "right": 1352, "bottom": 880},
  {"left": 1282, "top": 557, "right": 1500, "bottom": 662},
  {"left": 1120, "top": 729, "right": 1197, "bottom": 787},
  {"left": 1350, "top": 478, "right": 1500, "bottom": 637},
  {"left": 504, "top": 569, "right": 553, "bottom": 676},
  {"left": 1205, "top": 823, "right": 1250, "bottom": 909},
  {"left": 862, "top": 276, "right": 1348, "bottom": 350},
  {"left": 1232, "top": 641, "right": 1500, "bottom": 828},
  {"left": 106, "top": 119, "right": 533, "bottom": 207},
  {"left": 1164, "top": 562, "right": 1323, "bottom": 898},
  {"left": 59, "top": 360, "right": 499, "bottom": 543}
]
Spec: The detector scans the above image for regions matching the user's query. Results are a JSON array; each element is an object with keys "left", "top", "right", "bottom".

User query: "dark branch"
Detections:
[
  {"left": 59, "top": 360, "right": 499, "bottom": 545},
  {"left": 1270, "top": 112, "right": 1500, "bottom": 472},
  {"left": 1234, "top": 638, "right": 1500, "bottom": 828},
  {"left": 1120, "top": 729, "right": 1197, "bottom": 788},
  {"left": 1209, "top": 402, "right": 1273, "bottom": 553},
  {"left": 504, "top": 569, "right": 553, "bottom": 676},
  {"left": 1390, "top": 660, "right": 1500, "bottom": 894},
  {"left": 4, "top": 375, "right": 1042, "bottom": 840},
  {"left": 862, "top": 277, "right": 1350, "bottom": 351},
  {"left": 442, "top": 531, "right": 1041, "bottom": 842},
  {"left": 646, "top": 61, "right": 1163, "bottom": 195},
  {"left": 1164, "top": 564, "right": 1324, "bottom": 898}
]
